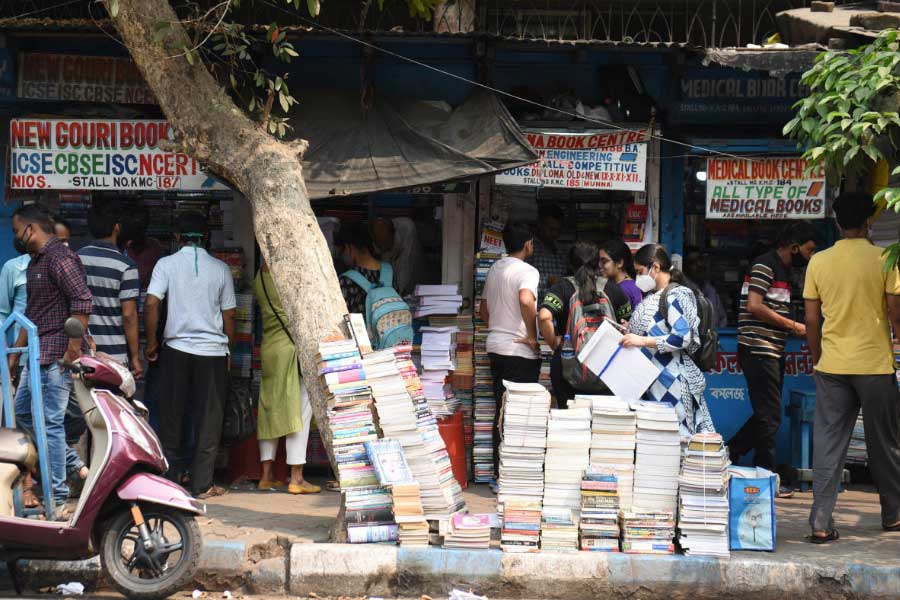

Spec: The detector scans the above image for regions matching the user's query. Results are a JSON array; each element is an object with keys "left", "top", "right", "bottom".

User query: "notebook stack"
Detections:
[
  {"left": 444, "top": 513, "right": 492, "bottom": 549},
  {"left": 473, "top": 251, "right": 502, "bottom": 484},
  {"left": 586, "top": 396, "right": 637, "bottom": 510},
  {"left": 501, "top": 498, "right": 542, "bottom": 553},
  {"left": 388, "top": 347, "right": 467, "bottom": 519},
  {"left": 541, "top": 408, "right": 591, "bottom": 552},
  {"left": 579, "top": 471, "right": 620, "bottom": 552},
  {"left": 414, "top": 284, "right": 463, "bottom": 318},
  {"left": 419, "top": 326, "right": 459, "bottom": 418},
  {"left": 392, "top": 482, "right": 430, "bottom": 546},
  {"left": 677, "top": 433, "right": 730, "bottom": 558},
  {"left": 633, "top": 402, "right": 681, "bottom": 512},
  {"left": 496, "top": 382, "right": 552, "bottom": 507},
  {"left": 621, "top": 510, "right": 676, "bottom": 554},
  {"left": 318, "top": 340, "right": 378, "bottom": 491}
]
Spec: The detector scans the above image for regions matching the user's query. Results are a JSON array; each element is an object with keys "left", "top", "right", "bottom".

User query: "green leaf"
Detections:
[
  {"left": 844, "top": 146, "right": 860, "bottom": 166},
  {"left": 783, "top": 117, "right": 800, "bottom": 136},
  {"left": 810, "top": 147, "right": 826, "bottom": 161},
  {"left": 892, "top": 165, "right": 900, "bottom": 176},
  {"left": 863, "top": 145, "right": 882, "bottom": 163},
  {"left": 229, "top": 74, "right": 237, "bottom": 88},
  {"left": 802, "top": 118, "right": 817, "bottom": 134},
  {"left": 279, "top": 91, "right": 289, "bottom": 112},
  {"left": 307, "top": 0, "right": 321, "bottom": 16},
  {"left": 841, "top": 118, "right": 853, "bottom": 131},
  {"left": 284, "top": 47, "right": 299, "bottom": 57},
  {"left": 185, "top": 50, "right": 195, "bottom": 66},
  {"left": 108, "top": 0, "right": 119, "bottom": 17}
]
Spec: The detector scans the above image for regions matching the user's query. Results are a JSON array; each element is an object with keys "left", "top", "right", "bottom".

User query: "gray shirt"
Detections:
[{"left": 147, "top": 246, "right": 236, "bottom": 356}]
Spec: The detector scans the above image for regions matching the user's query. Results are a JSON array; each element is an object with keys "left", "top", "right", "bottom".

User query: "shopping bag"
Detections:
[{"left": 728, "top": 466, "right": 777, "bottom": 551}]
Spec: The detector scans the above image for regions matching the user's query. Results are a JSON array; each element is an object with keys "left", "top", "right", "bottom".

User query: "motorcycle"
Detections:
[{"left": 0, "top": 316, "right": 203, "bottom": 599}]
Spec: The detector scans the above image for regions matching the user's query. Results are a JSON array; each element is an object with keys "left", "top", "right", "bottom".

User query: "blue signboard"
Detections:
[
  {"left": 705, "top": 331, "right": 815, "bottom": 465},
  {"left": 671, "top": 68, "right": 804, "bottom": 125}
]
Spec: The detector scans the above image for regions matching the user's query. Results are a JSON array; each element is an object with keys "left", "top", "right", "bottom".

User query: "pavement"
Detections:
[{"left": 14, "top": 476, "right": 900, "bottom": 599}]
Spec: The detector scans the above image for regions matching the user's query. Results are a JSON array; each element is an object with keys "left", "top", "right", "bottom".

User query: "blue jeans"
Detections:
[{"left": 15, "top": 364, "right": 80, "bottom": 505}]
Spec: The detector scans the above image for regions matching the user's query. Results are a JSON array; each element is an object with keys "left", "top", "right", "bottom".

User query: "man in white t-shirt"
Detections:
[
  {"left": 145, "top": 211, "right": 236, "bottom": 499},
  {"left": 480, "top": 222, "right": 540, "bottom": 481}
]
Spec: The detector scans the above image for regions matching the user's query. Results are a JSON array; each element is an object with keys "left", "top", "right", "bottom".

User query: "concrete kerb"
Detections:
[{"left": 288, "top": 543, "right": 900, "bottom": 600}]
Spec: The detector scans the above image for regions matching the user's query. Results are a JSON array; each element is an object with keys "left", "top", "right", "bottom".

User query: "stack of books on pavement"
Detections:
[
  {"left": 677, "top": 433, "right": 730, "bottom": 558},
  {"left": 501, "top": 498, "right": 542, "bottom": 552},
  {"left": 496, "top": 381, "right": 552, "bottom": 508},
  {"left": 414, "top": 284, "right": 463, "bottom": 317},
  {"left": 585, "top": 395, "right": 636, "bottom": 510},
  {"left": 621, "top": 510, "right": 676, "bottom": 554},
  {"left": 319, "top": 339, "right": 378, "bottom": 491},
  {"left": 633, "top": 402, "right": 681, "bottom": 512},
  {"left": 444, "top": 513, "right": 492, "bottom": 549},
  {"left": 345, "top": 487, "right": 398, "bottom": 544},
  {"left": 579, "top": 471, "right": 620, "bottom": 552},
  {"left": 541, "top": 407, "right": 591, "bottom": 551},
  {"left": 419, "top": 326, "right": 459, "bottom": 418},
  {"left": 392, "top": 482, "right": 430, "bottom": 546}
]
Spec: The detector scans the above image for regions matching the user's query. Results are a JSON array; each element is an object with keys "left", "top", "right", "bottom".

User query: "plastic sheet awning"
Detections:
[{"left": 289, "top": 89, "right": 538, "bottom": 199}]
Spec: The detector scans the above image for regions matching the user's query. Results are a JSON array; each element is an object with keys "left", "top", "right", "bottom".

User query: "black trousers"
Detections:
[
  {"left": 728, "top": 345, "right": 785, "bottom": 471},
  {"left": 159, "top": 346, "right": 227, "bottom": 495},
  {"left": 489, "top": 352, "right": 541, "bottom": 475}
]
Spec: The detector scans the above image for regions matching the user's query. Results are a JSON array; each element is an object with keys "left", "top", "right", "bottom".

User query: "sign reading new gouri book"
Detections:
[{"left": 576, "top": 321, "right": 661, "bottom": 399}]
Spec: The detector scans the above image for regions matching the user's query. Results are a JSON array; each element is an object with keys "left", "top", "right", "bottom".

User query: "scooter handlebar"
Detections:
[{"left": 57, "top": 360, "right": 84, "bottom": 374}]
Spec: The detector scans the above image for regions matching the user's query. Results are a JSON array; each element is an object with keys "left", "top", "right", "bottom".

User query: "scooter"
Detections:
[{"left": 0, "top": 315, "right": 204, "bottom": 599}]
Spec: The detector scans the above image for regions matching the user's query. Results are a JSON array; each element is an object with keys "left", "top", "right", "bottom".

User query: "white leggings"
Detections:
[{"left": 258, "top": 382, "right": 312, "bottom": 466}]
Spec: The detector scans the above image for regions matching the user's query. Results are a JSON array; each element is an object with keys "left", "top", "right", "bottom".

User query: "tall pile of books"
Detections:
[
  {"left": 385, "top": 346, "right": 467, "bottom": 519},
  {"left": 444, "top": 513, "right": 492, "bottom": 549},
  {"left": 419, "top": 325, "right": 458, "bottom": 417},
  {"left": 633, "top": 402, "right": 681, "bottom": 512},
  {"left": 541, "top": 407, "right": 591, "bottom": 551},
  {"left": 473, "top": 250, "right": 502, "bottom": 484},
  {"left": 586, "top": 396, "right": 636, "bottom": 510},
  {"left": 500, "top": 498, "right": 542, "bottom": 553},
  {"left": 677, "top": 433, "right": 730, "bottom": 558},
  {"left": 579, "top": 471, "right": 620, "bottom": 552},
  {"left": 621, "top": 510, "right": 676, "bottom": 554}
]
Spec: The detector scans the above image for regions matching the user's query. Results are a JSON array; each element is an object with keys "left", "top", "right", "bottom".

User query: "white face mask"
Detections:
[{"left": 635, "top": 273, "right": 656, "bottom": 293}]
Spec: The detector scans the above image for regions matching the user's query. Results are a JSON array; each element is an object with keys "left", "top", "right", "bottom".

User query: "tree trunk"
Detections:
[{"left": 105, "top": 1, "right": 347, "bottom": 486}]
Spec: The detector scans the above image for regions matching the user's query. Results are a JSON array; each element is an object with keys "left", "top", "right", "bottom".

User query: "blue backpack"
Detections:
[{"left": 341, "top": 262, "right": 413, "bottom": 350}]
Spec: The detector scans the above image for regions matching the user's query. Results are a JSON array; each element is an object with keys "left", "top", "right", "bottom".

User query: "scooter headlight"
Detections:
[{"left": 120, "top": 406, "right": 156, "bottom": 457}]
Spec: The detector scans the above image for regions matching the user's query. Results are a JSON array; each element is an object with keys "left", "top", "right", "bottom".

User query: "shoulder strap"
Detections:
[
  {"left": 342, "top": 269, "right": 375, "bottom": 292},
  {"left": 259, "top": 272, "right": 294, "bottom": 346},
  {"left": 378, "top": 262, "right": 394, "bottom": 289}
]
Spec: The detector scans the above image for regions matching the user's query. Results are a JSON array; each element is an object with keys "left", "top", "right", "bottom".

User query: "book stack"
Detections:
[
  {"left": 345, "top": 487, "right": 398, "bottom": 544},
  {"left": 541, "top": 408, "right": 591, "bottom": 551},
  {"left": 414, "top": 284, "right": 463, "bottom": 318},
  {"left": 387, "top": 346, "right": 467, "bottom": 519},
  {"left": 501, "top": 498, "right": 542, "bottom": 553},
  {"left": 392, "top": 482, "right": 430, "bottom": 546},
  {"left": 586, "top": 396, "right": 636, "bottom": 510},
  {"left": 579, "top": 471, "right": 620, "bottom": 552},
  {"left": 677, "top": 433, "right": 730, "bottom": 558},
  {"left": 444, "top": 513, "right": 492, "bottom": 549},
  {"left": 318, "top": 340, "right": 378, "bottom": 491},
  {"left": 473, "top": 251, "right": 502, "bottom": 484},
  {"left": 621, "top": 510, "right": 676, "bottom": 554},
  {"left": 633, "top": 402, "right": 681, "bottom": 512},
  {"left": 419, "top": 326, "right": 459, "bottom": 418},
  {"left": 496, "top": 382, "right": 552, "bottom": 507}
]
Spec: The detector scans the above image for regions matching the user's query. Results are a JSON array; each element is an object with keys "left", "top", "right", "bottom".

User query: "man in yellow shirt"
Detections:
[{"left": 804, "top": 192, "right": 900, "bottom": 543}]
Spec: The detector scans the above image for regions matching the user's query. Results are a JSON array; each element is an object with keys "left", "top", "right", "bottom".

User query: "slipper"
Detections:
[
  {"left": 195, "top": 485, "right": 227, "bottom": 500},
  {"left": 325, "top": 480, "right": 340, "bottom": 492},
  {"left": 288, "top": 481, "right": 322, "bottom": 495},
  {"left": 882, "top": 522, "right": 900, "bottom": 532},
  {"left": 806, "top": 529, "right": 839, "bottom": 544},
  {"left": 257, "top": 479, "right": 285, "bottom": 491}
]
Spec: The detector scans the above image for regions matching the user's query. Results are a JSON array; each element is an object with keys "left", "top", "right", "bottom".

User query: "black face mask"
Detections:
[{"left": 13, "top": 236, "right": 26, "bottom": 255}]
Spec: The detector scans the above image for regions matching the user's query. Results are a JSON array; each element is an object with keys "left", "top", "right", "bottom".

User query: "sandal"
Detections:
[
  {"left": 325, "top": 480, "right": 340, "bottom": 492},
  {"left": 195, "top": 485, "right": 227, "bottom": 500},
  {"left": 883, "top": 521, "right": 900, "bottom": 532},
  {"left": 806, "top": 529, "right": 839, "bottom": 544}
]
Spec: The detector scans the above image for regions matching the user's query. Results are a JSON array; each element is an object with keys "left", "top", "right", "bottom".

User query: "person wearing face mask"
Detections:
[
  {"left": 804, "top": 192, "right": 900, "bottom": 543},
  {"left": 621, "top": 244, "right": 714, "bottom": 437},
  {"left": 728, "top": 222, "right": 816, "bottom": 498}
]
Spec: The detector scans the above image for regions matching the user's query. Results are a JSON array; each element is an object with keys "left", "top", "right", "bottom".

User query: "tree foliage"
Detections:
[{"left": 785, "top": 29, "right": 900, "bottom": 266}]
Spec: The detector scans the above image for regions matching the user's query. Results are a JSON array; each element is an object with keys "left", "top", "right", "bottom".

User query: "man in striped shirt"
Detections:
[
  {"left": 729, "top": 222, "right": 817, "bottom": 495},
  {"left": 77, "top": 204, "right": 142, "bottom": 379}
]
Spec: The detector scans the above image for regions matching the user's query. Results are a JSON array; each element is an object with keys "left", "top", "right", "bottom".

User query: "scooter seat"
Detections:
[{"left": 0, "top": 428, "right": 37, "bottom": 471}]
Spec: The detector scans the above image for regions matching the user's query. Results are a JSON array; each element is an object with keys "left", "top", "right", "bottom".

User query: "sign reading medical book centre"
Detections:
[
  {"left": 706, "top": 157, "right": 826, "bottom": 220},
  {"left": 495, "top": 129, "right": 649, "bottom": 191},
  {"left": 9, "top": 119, "right": 227, "bottom": 191}
]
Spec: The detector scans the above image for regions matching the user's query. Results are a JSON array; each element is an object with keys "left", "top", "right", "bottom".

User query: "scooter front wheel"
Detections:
[{"left": 100, "top": 504, "right": 201, "bottom": 600}]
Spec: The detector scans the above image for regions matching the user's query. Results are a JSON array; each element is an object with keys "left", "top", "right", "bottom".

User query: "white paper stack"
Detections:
[
  {"left": 633, "top": 402, "right": 681, "bottom": 512},
  {"left": 678, "top": 433, "right": 730, "bottom": 558},
  {"left": 583, "top": 395, "right": 636, "bottom": 510},
  {"left": 497, "top": 381, "right": 551, "bottom": 508},
  {"left": 541, "top": 408, "right": 591, "bottom": 551},
  {"left": 419, "top": 326, "right": 459, "bottom": 417},
  {"left": 415, "top": 284, "right": 463, "bottom": 317}
]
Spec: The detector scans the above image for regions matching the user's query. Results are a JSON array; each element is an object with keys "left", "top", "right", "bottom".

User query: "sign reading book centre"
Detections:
[
  {"left": 706, "top": 157, "right": 826, "bottom": 220},
  {"left": 495, "top": 130, "right": 648, "bottom": 191},
  {"left": 9, "top": 119, "right": 227, "bottom": 191}
]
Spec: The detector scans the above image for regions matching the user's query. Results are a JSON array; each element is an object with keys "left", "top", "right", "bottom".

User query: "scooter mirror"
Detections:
[{"left": 64, "top": 318, "right": 85, "bottom": 339}]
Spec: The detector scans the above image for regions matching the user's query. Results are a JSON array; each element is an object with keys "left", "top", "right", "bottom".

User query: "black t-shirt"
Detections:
[{"left": 539, "top": 277, "right": 632, "bottom": 337}]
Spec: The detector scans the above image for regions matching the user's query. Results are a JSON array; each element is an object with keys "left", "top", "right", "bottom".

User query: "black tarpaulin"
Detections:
[{"left": 289, "top": 89, "right": 538, "bottom": 199}]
